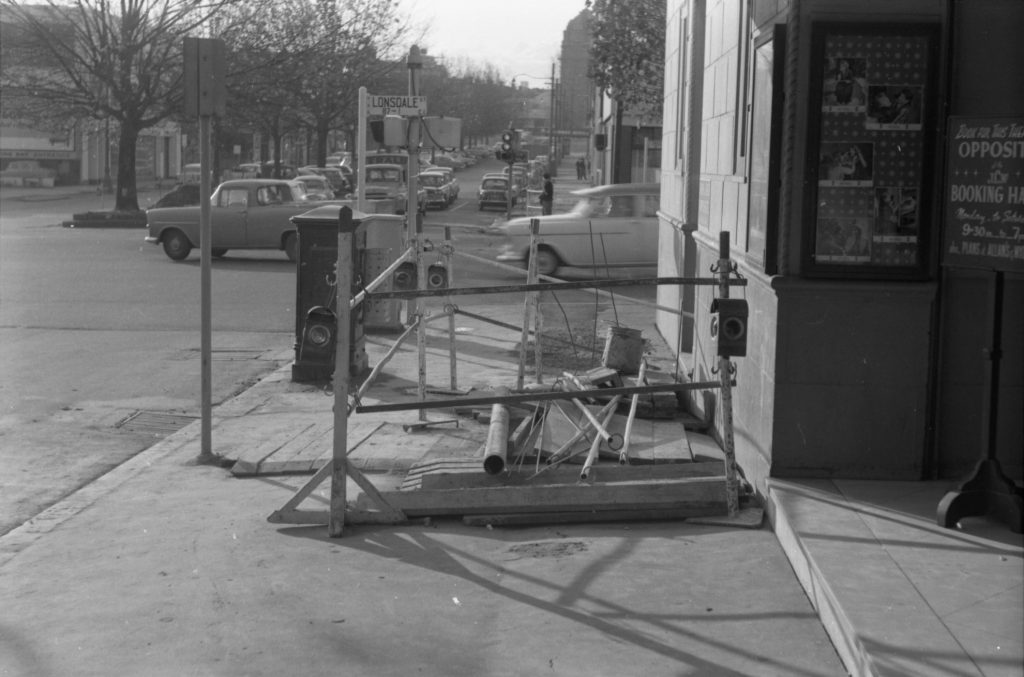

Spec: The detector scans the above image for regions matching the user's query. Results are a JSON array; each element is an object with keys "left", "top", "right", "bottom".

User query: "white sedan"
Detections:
[{"left": 494, "top": 183, "right": 661, "bottom": 276}]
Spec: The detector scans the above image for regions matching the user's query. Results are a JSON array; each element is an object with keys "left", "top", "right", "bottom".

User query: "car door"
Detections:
[
  {"left": 632, "top": 193, "right": 661, "bottom": 266},
  {"left": 246, "top": 184, "right": 297, "bottom": 248},
  {"left": 213, "top": 186, "right": 250, "bottom": 247},
  {"left": 599, "top": 193, "right": 657, "bottom": 266},
  {"left": 586, "top": 194, "right": 643, "bottom": 266}
]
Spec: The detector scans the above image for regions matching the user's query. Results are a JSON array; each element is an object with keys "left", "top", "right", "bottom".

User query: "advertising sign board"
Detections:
[{"left": 942, "top": 116, "right": 1024, "bottom": 273}]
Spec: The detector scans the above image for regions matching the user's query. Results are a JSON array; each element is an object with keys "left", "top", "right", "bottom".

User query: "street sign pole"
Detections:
[
  {"left": 357, "top": 87, "right": 367, "bottom": 212},
  {"left": 406, "top": 46, "right": 428, "bottom": 421},
  {"left": 183, "top": 37, "right": 225, "bottom": 464}
]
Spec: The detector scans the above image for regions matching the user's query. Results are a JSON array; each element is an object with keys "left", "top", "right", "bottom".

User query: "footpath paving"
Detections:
[{"left": 2, "top": 175, "right": 1021, "bottom": 677}]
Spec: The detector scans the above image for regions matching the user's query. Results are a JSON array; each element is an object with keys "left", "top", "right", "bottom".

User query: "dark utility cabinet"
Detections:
[{"left": 290, "top": 206, "right": 368, "bottom": 384}]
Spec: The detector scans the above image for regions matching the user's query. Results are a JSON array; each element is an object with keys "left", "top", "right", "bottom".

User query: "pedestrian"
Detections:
[
  {"left": 540, "top": 172, "right": 554, "bottom": 215},
  {"left": 575, "top": 158, "right": 584, "bottom": 180}
]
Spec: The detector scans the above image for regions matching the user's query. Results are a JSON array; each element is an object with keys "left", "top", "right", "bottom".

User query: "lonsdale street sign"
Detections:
[{"left": 367, "top": 94, "right": 427, "bottom": 117}]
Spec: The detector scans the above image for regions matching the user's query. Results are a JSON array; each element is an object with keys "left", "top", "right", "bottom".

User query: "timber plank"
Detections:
[
  {"left": 463, "top": 506, "right": 721, "bottom": 527},
  {"left": 228, "top": 417, "right": 319, "bottom": 476},
  {"left": 418, "top": 460, "right": 726, "bottom": 490},
  {"left": 377, "top": 476, "right": 728, "bottom": 517}
]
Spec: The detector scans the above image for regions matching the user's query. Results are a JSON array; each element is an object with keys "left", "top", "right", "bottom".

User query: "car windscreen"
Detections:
[
  {"left": 367, "top": 168, "right": 401, "bottom": 182},
  {"left": 481, "top": 179, "right": 506, "bottom": 190}
]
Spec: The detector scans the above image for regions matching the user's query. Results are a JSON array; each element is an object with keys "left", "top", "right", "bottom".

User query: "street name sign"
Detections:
[{"left": 367, "top": 94, "right": 427, "bottom": 116}]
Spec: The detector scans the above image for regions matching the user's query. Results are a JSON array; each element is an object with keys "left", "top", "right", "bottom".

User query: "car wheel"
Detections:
[
  {"left": 283, "top": 232, "right": 298, "bottom": 262},
  {"left": 211, "top": 248, "right": 228, "bottom": 258},
  {"left": 162, "top": 229, "right": 192, "bottom": 261},
  {"left": 532, "top": 247, "right": 560, "bottom": 276}
]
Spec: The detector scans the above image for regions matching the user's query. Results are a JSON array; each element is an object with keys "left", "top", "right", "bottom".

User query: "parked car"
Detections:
[
  {"left": 325, "top": 153, "right": 351, "bottom": 168},
  {"left": 493, "top": 183, "right": 661, "bottom": 275},
  {"left": 260, "top": 161, "right": 297, "bottom": 179},
  {"left": 502, "top": 165, "right": 529, "bottom": 196},
  {"left": 181, "top": 163, "right": 202, "bottom": 185},
  {"left": 418, "top": 171, "right": 452, "bottom": 209},
  {"left": 149, "top": 183, "right": 200, "bottom": 208},
  {"left": 478, "top": 175, "right": 515, "bottom": 211},
  {"left": 0, "top": 159, "right": 58, "bottom": 186},
  {"left": 145, "top": 178, "right": 339, "bottom": 261},
  {"left": 299, "top": 166, "right": 351, "bottom": 196},
  {"left": 363, "top": 163, "right": 426, "bottom": 215},
  {"left": 223, "top": 163, "right": 261, "bottom": 180},
  {"left": 429, "top": 166, "right": 459, "bottom": 200},
  {"left": 294, "top": 174, "right": 334, "bottom": 201}
]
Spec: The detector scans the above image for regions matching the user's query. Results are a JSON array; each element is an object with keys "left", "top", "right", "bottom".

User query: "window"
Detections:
[
  {"left": 745, "top": 25, "right": 785, "bottom": 273},
  {"left": 676, "top": 15, "right": 689, "bottom": 168},
  {"left": 219, "top": 188, "right": 248, "bottom": 208},
  {"left": 608, "top": 196, "right": 633, "bottom": 217},
  {"left": 257, "top": 186, "right": 282, "bottom": 205}
]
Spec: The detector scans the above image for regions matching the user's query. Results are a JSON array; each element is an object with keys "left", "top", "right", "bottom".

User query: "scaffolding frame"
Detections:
[{"left": 267, "top": 209, "right": 746, "bottom": 536}]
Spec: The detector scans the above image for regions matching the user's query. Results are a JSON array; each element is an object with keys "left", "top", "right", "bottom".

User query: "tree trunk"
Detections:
[
  {"left": 115, "top": 123, "right": 140, "bottom": 212},
  {"left": 316, "top": 122, "right": 329, "bottom": 166}
]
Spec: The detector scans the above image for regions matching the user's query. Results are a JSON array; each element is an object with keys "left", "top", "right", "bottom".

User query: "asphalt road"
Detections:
[{"left": 0, "top": 159, "right": 656, "bottom": 536}]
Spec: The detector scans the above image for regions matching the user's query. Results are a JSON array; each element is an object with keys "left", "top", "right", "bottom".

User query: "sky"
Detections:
[{"left": 395, "top": 0, "right": 589, "bottom": 88}]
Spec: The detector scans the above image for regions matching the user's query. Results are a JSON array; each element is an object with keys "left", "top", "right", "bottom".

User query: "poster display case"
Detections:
[{"left": 803, "top": 23, "right": 940, "bottom": 278}]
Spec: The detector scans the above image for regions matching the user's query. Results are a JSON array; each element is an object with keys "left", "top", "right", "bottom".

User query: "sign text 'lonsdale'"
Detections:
[{"left": 367, "top": 94, "right": 427, "bottom": 116}]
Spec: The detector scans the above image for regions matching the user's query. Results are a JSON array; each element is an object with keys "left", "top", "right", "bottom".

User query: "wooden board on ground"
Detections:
[
  {"left": 348, "top": 421, "right": 488, "bottom": 473},
  {"left": 401, "top": 458, "right": 725, "bottom": 491},
  {"left": 371, "top": 476, "right": 728, "bottom": 517},
  {"left": 230, "top": 419, "right": 381, "bottom": 476}
]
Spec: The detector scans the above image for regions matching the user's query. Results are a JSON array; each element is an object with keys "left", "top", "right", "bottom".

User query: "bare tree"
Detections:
[
  {"left": 220, "top": 0, "right": 417, "bottom": 170},
  {"left": 0, "top": 0, "right": 237, "bottom": 211}
]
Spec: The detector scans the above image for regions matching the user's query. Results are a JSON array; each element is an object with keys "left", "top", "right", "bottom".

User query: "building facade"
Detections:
[{"left": 658, "top": 0, "right": 1023, "bottom": 496}]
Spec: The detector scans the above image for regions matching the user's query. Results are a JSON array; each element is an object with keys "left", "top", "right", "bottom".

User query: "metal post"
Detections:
[
  {"left": 549, "top": 62, "right": 556, "bottom": 168},
  {"left": 197, "top": 113, "right": 213, "bottom": 463},
  {"left": 407, "top": 46, "right": 427, "bottom": 421},
  {"left": 445, "top": 225, "right": 457, "bottom": 391},
  {"left": 518, "top": 219, "right": 539, "bottom": 390},
  {"left": 716, "top": 231, "right": 740, "bottom": 516},
  {"left": 357, "top": 87, "right": 367, "bottom": 212}
]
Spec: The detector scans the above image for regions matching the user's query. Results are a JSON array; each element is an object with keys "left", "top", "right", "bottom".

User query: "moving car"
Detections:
[
  {"left": 145, "top": 178, "right": 336, "bottom": 261},
  {"left": 493, "top": 183, "right": 661, "bottom": 275},
  {"left": 478, "top": 175, "right": 514, "bottom": 211}
]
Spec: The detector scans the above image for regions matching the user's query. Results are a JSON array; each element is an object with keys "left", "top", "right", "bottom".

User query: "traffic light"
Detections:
[
  {"left": 298, "top": 305, "right": 337, "bottom": 375},
  {"left": 500, "top": 129, "right": 514, "bottom": 161},
  {"left": 709, "top": 298, "right": 749, "bottom": 357}
]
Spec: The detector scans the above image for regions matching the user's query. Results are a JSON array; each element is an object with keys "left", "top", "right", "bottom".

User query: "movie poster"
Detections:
[
  {"left": 818, "top": 142, "right": 874, "bottom": 186},
  {"left": 821, "top": 57, "right": 868, "bottom": 111}
]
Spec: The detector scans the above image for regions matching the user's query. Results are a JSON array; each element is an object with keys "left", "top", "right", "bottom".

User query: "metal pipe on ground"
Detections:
[
  {"left": 580, "top": 395, "right": 622, "bottom": 480},
  {"left": 560, "top": 377, "right": 623, "bottom": 451},
  {"left": 540, "top": 396, "right": 623, "bottom": 472},
  {"left": 619, "top": 358, "right": 649, "bottom": 465},
  {"left": 483, "top": 391, "right": 510, "bottom": 475}
]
